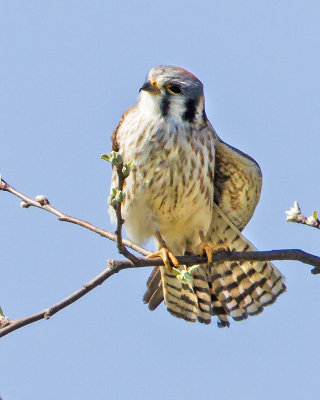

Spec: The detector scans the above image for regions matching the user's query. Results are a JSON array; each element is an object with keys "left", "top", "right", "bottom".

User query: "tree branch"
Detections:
[
  {"left": 0, "top": 259, "right": 127, "bottom": 338},
  {"left": 0, "top": 178, "right": 150, "bottom": 257},
  {"left": 1, "top": 248, "right": 320, "bottom": 337},
  {"left": 1, "top": 176, "right": 320, "bottom": 337},
  {"left": 111, "top": 157, "right": 140, "bottom": 263}
]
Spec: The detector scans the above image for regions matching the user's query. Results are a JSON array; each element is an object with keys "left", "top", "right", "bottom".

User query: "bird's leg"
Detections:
[
  {"left": 199, "top": 230, "right": 229, "bottom": 264},
  {"left": 147, "top": 232, "right": 179, "bottom": 271}
]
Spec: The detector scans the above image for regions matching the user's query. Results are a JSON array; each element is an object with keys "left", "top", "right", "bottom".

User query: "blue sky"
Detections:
[{"left": 1, "top": 1, "right": 320, "bottom": 399}]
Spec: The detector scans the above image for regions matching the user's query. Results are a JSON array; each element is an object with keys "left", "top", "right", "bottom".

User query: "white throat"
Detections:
[{"left": 138, "top": 91, "right": 162, "bottom": 120}]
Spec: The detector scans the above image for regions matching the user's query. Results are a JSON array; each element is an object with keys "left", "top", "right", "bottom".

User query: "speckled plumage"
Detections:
[{"left": 109, "top": 66, "right": 285, "bottom": 326}]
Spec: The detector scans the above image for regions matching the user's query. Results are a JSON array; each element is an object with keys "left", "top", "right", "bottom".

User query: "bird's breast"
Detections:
[{"left": 114, "top": 113, "right": 216, "bottom": 249}]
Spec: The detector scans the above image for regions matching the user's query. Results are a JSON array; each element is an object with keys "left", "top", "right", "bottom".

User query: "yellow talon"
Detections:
[
  {"left": 199, "top": 231, "right": 229, "bottom": 263},
  {"left": 147, "top": 247, "right": 179, "bottom": 271}
]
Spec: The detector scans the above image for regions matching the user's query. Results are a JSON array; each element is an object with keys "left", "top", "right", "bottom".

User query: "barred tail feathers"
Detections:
[
  {"left": 204, "top": 203, "right": 286, "bottom": 326},
  {"left": 160, "top": 266, "right": 198, "bottom": 323},
  {"left": 142, "top": 204, "right": 286, "bottom": 326}
]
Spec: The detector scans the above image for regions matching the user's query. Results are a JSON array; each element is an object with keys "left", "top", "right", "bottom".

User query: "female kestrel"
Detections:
[{"left": 109, "top": 65, "right": 285, "bottom": 327}]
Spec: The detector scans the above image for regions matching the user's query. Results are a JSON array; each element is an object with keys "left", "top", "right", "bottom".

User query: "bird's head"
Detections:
[{"left": 138, "top": 65, "right": 206, "bottom": 123}]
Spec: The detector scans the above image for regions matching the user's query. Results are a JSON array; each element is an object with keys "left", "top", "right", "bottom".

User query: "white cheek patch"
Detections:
[{"left": 166, "top": 96, "right": 186, "bottom": 122}]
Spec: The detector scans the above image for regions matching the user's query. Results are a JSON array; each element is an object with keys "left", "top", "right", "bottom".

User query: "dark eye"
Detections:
[{"left": 167, "top": 85, "right": 181, "bottom": 94}]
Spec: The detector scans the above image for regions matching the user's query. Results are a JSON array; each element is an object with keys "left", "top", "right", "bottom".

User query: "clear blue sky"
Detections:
[{"left": 1, "top": 1, "right": 320, "bottom": 399}]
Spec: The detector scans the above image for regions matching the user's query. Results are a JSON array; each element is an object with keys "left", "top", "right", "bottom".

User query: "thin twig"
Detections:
[
  {"left": 286, "top": 201, "right": 320, "bottom": 230},
  {"left": 0, "top": 179, "right": 150, "bottom": 257},
  {"left": 113, "top": 163, "right": 140, "bottom": 262},
  {"left": 0, "top": 260, "right": 126, "bottom": 338}
]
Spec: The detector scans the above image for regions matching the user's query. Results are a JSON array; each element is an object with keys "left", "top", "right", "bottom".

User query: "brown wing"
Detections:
[
  {"left": 111, "top": 105, "right": 137, "bottom": 152},
  {"left": 190, "top": 136, "right": 285, "bottom": 326},
  {"left": 214, "top": 138, "right": 262, "bottom": 231}
]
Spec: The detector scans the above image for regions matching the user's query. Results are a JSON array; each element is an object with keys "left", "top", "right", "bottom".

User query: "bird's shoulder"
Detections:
[{"left": 111, "top": 105, "right": 138, "bottom": 151}]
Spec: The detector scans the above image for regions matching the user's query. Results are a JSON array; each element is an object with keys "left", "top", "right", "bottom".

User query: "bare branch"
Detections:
[
  {"left": 107, "top": 152, "right": 138, "bottom": 263},
  {"left": 0, "top": 259, "right": 130, "bottom": 338},
  {"left": 1, "top": 248, "right": 320, "bottom": 337},
  {"left": 0, "top": 178, "right": 151, "bottom": 257},
  {"left": 286, "top": 201, "right": 320, "bottom": 230},
  {"left": 109, "top": 249, "right": 320, "bottom": 273}
]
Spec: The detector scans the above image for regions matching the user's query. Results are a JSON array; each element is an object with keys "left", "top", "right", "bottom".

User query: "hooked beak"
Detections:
[{"left": 139, "top": 81, "right": 161, "bottom": 95}]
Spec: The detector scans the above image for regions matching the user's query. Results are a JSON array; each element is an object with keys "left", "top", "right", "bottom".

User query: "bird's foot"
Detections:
[
  {"left": 199, "top": 241, "right": 229, "bottom": 264},
  {"left": 147, "top": 247, "right": 180, "bottom": 271}
]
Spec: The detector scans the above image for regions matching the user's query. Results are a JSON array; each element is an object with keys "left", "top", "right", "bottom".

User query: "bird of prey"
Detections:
[{"left": 109, "top": 65, "right": 285, "bottom": 327}]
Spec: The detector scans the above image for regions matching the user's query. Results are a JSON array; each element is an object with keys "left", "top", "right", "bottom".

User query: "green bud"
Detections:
[
  {"left": 108, "top": 189, "right": 125, "bottom": 207},
  {"left": 122, "top": 160, "right": 133, "bottom": 177},
  {"left": 171, "top": 267, "right": 194, "bottom": 283},
  {"left": 108, "top": 195, "right": 118, "bottom": 208},
  {"left": 101, "top": 151, "right": 123, "bottom": 168},
  {"left": 114, "top": 190, "right": 125, "bottom": 203},
  {"left": 122, "top": 162, "right": 132, "bottom": 177},
  {"left": 101, "top": 153, "right": 111, "bottom": 162},
  {"left": 177, "top": 270, "right": 193, "bottom": 283},
  {"left": 112, "top": 152, "right": 123, "bottom": 167},
  {"left": 188, "top": 265, "right": 201, "bottom": 274},
  {"left": 172, "top": 267, "right": 181, "bottom": 276}
]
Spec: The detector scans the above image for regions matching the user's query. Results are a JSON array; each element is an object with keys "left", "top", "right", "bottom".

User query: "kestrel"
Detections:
[{"left": 109, "top": 65, "right": 285, "bottom": 327}]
